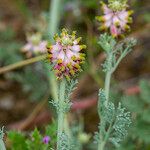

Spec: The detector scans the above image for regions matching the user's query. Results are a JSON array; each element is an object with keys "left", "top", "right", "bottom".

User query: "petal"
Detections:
[
  {"left": 103, "top": 13, "right": 113, "bottom": 21},
  {"left": 117, "top": 10, "right": 128, "bottom": 21},
  {"left": 102, "top": 4, "right": 113, "bottom": 14},
  {"left": 66, "top": 49, "right": 75, "bottom": 59},
  {"left": 110, "top": 25, "right": 119, "bottom": 36},
  {"left": 57, "top": 50, "right": 65, "bottom": 60},
  {"left": 120, "top": 20, "right": 127, "bottom": 30},
  {"left": 71, "top": 45, "right": 80, "bottom": 52},
  {"left": 104, "top": 20, "right": 112, "bottom": 27},
  {"left": 33, "top": 46, "right": 39, "bottom": 53},
  {"left": 22, "top": 43, "right": 32, "bottom": 52},
  {"left": 51, "top": 44, "right": 61, "bottom": 53},
  {"left": 39, "top": 41, "right": 47, "bottom": 53},
  {"left": 113, "top": 15, "right": 120, "bottom": 24}
]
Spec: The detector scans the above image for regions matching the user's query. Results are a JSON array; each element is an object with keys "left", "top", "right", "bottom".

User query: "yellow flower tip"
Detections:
[
  {"left": 80, "top": 53, "right": 86, "bottom": 57},
  {"left": 80, "top": 45, "right": 87, "bottom": 50},
  {"left": 100, "top": 1, "right": 105, "bottom": 7},
  {"left": 47, "top": 45, "right": 53, "bottom": 52},
  {"left": 57, "top": 59, "right": 63, "bottom": 64},
  {"left": 125, "top": 25, "right": 130, "bottom": 31},
  {"left": 128, "top": 10, "right": 134, "bottom": 16},
  {"left": 81, "top": 57, "right": 85, "bottom": 61},
  {"left": 71, "top": 55, "right": 76, "bottom": 61},
  {"left": 114, "top": 22, "right": 120, "bottom": 27},
  {"left": 61, "top": 66, "right": 65, "bottom": 71},
  {"left": 96, "top": 16, "right": 105, "bottom": 22},
  {"left": 53, "top": 33, "right": 59, "bottom": 40},
  {"left": 47, "top": 54, "right": 52, "bottom": 59},
  {"left": 80, "top": 60, "right": 85, "bottom": 64},
  {"left": 74, "top": 64, "right": 80, "bottom": 69},
  {"left": 47, "top": 42, "right": 52, "bottom": 47},
  {"left": 128, "top": 17, "right": 133, "bottom": 23},
  {"left": 70, "top": 69, "right": 75, "bottom": 75},
  {"left": 72, "top": 31, "right": 77, "bottom": 37},
  {"left": 76, "top": 37, "right": 82, "bottom": 43},
  {"left": 99, "top": 25, "right": 107, "bottom": 31}
]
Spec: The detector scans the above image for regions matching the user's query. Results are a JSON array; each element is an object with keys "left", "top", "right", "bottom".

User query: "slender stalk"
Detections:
[
  {"left": 57, "top": 80, "right": 66, "bottom": 149},
  {"left": 99, "top": 142, "right": 105, "bottom": 150},
  {"left": 48, "top": 0, "right": 61, "bottom": 41},
  {"left": 98, "top": 53, "right": 113, "bottom": 150},
  {"left": 0, "top": 140, "right": 6, "bottom": 150},
  {"left": 0, "top": 54, "right": 46, "bottom": 75},
  {"left": 47, "top": 0, "right": 62, "bottom": 101},
  {"left": 104, "top": 52, "right": 113, "bottom": 103},
  {"left": 0, "top": 128, "right": 6, "bottom": 150},
  {"left": 64, "top": 115, "right": 72, "bottom": 147},
  {"left": 104, "top": 71, "right": 111, "bottom": 103}
]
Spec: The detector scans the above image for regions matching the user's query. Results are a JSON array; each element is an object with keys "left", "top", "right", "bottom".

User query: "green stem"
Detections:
[
  {"left": 104, "top": 52, "right": 113, "bottom": 103},
  {"left": 48, "top": 0, "right": 61, "bottom": 41},
  {"left": 0, "top": 140, "right": 6, "bottom": 150},
  {"left": 57, "top": 111, "right": 64, "bottom": 149},
  {"left": 57, "top": 80, "right": 66, "bottom": 150},
  {"left": 48, "top": 0, "right": 62, "bottom": 101},
  {"left": 98, "top": 53, "right": 113, "bottom": 150},
  {"left": 98, "top": 142, "right": 105, "bottom": 150},
  {"left": 64, "top": 115, "right": 72, "bottom": 147},
  {"left": 104, "top": 71, "right": 111, "bottom": 104},
  {"left": 0, "top": 54, "right": 46, "bottom": 75}
]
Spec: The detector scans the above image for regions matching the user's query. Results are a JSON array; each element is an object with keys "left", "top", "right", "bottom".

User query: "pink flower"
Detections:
[
  {"left": 96, "top": 2, "right": 133, "bottom": 37},
  {"left": 43, "top": 136, "right": 50, "bottom": 144},
  {"left": 47, "top": 29, "right": 86, "bottom": 79},
  {"left": 21, "top": 33, "right": 47, "bottom": 57}
]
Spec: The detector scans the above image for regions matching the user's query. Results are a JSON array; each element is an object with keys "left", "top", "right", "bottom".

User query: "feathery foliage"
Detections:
[
  {"left": 95, "top": 89, "right": 131, "bottom": 148},
  {"left": 118, "top": 80, "right": 150, "bottom": 150}
]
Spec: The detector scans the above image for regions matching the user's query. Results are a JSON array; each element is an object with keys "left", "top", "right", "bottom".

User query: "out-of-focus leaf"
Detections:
[
  {"left": 140, "top": 80, "right": 150, "bottom": 104},
  {"left": 132, "top": 120, "right": 150, "bottom": 144},
  {"left": 122, "top": 95, "right": 144, "bottom": 113},
  {"left": 8, "top": 131, "right": 28, "bottom": 150},
  {"left": 142, "top": 109, "right": 150, "bottom": 123}
]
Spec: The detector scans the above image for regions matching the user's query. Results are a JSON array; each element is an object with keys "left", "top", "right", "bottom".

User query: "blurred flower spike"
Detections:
[
  {"left": 47, "top": 28, "right": 86, "bottom": 80},
  {"left": 96, "top": 0, "right": 133, "bottom": 37},
  {"left": 21, "top": 32, "right": 47, "bottom": 58},
  {"left": 43, "top": 136, "right": 50, "bottom": 144}
]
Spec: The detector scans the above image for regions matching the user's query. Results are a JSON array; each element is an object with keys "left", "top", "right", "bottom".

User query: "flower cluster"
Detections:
[
  {"left": 21, "top": 33, "right": 47, "bottom": 58},
  {"left": 96, "top": 0, "right": 133, "bottom": 37},
  {"left": 47, "top": 29, "right": 86, "bottom": 79}
]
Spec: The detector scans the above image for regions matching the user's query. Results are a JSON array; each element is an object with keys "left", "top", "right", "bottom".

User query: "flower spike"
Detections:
[
  {"left": 47, "top": 28, "right": 86, "bottom": 80},
  {"left": 96, "top": 0, "right": 133, "bottom": 37},
  {"left": 21, "top": 32, "right": 47, "bottom": 58}
]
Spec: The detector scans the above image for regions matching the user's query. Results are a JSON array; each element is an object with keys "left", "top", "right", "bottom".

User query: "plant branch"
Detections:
[
  {"left": 0, "top": 54, "right": 46, "bottom": 75},
  {"left": 111, "top": 46, "right": 131, "bottom": 73}
]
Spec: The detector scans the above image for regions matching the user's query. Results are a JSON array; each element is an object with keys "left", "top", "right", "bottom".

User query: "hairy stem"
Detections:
[
  {"left": 64, "top": 115, "right": 72, "bottom": 148},
  {"left": 57, "top": 80, "right": 66, "bottom": 150},
  {"left": 98, "top": 53, "right": 113, "bottom": 150},
  {"left": 98, "top": 142, "right": 105, "bottom": 150},
  {"left": 0, "top": 139, "right": 6, "bottom": 150},
  {"left": 104, "top": 71, "right": 112, "bottom": 104}
]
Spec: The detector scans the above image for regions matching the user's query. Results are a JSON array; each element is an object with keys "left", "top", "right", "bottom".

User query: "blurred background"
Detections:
[{"left": 0, "top": 0, "right": 150, "bottom": 149}]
